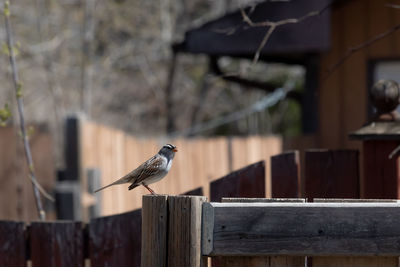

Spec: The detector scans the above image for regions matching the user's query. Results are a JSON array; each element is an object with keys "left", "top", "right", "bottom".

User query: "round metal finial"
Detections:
[{"left": 370, "top": 79, "right": 400, "bottom": 113}]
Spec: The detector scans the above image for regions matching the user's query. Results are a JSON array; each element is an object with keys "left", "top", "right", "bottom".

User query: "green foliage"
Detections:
[
  {"left": 3, "top": 1, "right": 9, "bottom": 17},
  {"left": 0, "top": 103, "right": 11, "bottom": 126},
  {"left": 16, "top": 82, "right": 22, "bottom": 97},
  {"left": 27, "top": 125, "right": 35, "bottom": 137},
  {"left": 2, "top": 42, "right": 20, "bottom": 57}
]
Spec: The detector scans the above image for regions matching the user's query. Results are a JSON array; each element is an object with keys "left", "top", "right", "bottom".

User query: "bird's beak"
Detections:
[{"left": 173, "top": 147, "right": 178, "bottom": 152}]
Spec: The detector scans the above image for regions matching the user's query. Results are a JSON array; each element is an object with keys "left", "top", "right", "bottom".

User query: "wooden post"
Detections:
[
  {"left": 350, "top": 121, "right": 400, "bottom": 199},
  {"left": 168, "top": 195, "right": 207, "bottom": 267},
  {"left": 141, "top": 195, "right": 168, "bottom": 267},
  {"left": 363, "top": 140, "right": 400, "bottom": 198},
  {"left": 271, "top": 151, "right": 300, "bottom": 198}
]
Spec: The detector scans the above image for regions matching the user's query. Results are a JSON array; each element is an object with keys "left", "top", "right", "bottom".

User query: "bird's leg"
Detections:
[{"left": 143, "top": 184, "right": 157, "bottom": 195}]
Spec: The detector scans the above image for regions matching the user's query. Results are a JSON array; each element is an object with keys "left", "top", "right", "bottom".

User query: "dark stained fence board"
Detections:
[
  {"left": 363, "top": 140, "right": 400, "bottom": 199},
  {"left": 305, "top": 150, "right": 359, "bottom": 200},
  {"left": 210, "top": 161, "right": 265, "bottom": 202},
  {"left": 30, "top": 221, "right": 83, "bottom": 267},
  {"left": 202, "top": 202, "right": 400, "bottom": 256},
  {"left": 89, "top": 209, "right": 141, "bottom": 266},
  {"left": 182, "top": 187, "right": 204, "bottom": 196},
  {"left": 271, "top": 151, "right": 300, "bottom": 198},
  {"left": 0, "top": 221, "right": 26, "bottom": 267}
]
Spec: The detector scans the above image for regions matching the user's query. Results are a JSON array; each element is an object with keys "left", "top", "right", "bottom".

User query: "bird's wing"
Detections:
[{"left": 124, "top": 155, "right": 165, "bottom": 185}]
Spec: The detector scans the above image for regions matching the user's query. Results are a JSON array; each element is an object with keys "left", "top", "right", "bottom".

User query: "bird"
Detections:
[{"left": 94, "top": 144, "right": 177, "bottom": 194}]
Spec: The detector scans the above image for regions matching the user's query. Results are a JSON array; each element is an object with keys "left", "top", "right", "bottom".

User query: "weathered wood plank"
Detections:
[
  {"left": 210, "top": 161, "right": 265, "bottom": 202},
  {"left": 202, "top": 202, "right": 400, "bottom": 256},
  {"left": 222, "top": 198, "right": 305, "bottom": 203},
  {"left": 168, "top": 195, "right": 207, "bottom": 267},
  {"left": 312, "top": 199, "right": 399, "bottom": 267},
  {"left": 312, "top": 256, "right": 398, "bottom": 267},
  {"left": 0, "top": 221, "right": 25, "bottom": 267},
  {"left": 141, "top": 195, "right": 168, "bottom": 267},
  {"left": 89, "top": 209, "right": 141, "bottom": 266},
  {"left": 30, "top": 221, "right": 83, "bottom": 267},
  {"left": 305, "top": 150, "right": 359, "bottom": 199},
  {"left": 212, "top": 198, "right": 305, "bottom": 267},
  {"left": 271, "top": 151, "right": 300, "bottom": 198},
  {"left": 216, "top": 256, "right": 306, "bottom": 267}
]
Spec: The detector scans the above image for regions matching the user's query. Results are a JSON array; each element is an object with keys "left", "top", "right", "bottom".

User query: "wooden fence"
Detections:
[
  {"left": 2, "top": 146, "right": 399, "bottom": 266},
  {"left": 142, "top": 195, "right": 400, "bottom": 267},
  {"left": 78, "top": 118, "right": 282, "bottom": 217},
  {"left": 0, "top": 126, "right": 55, "bottom": 221}
]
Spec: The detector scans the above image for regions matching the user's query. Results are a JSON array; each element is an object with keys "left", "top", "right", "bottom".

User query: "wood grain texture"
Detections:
[
  {"left": 168, "top": 195, "right": 207, "bottom": 267},
  {"left": 141, "top": 195, "right": 168, "bottom": 267},
  {"left": 222, "top": 198, "right": 305, "bottom": 203},
  {"left": 312, "top": 199, "right": 399, "bottom": 267},
  {"left": 0, "top": 221, "right": 25, "bottom": 267},
  {"left": 212, "top": 198, "right": 305, "bottom": 267},
  {"left": 30, "top": 221, "right": 83, "bottom": 267},
  {"left": 217, "top": 256, "right": 306, "bottom": 267},
  {"left": 312, "top": 256, "right": 398, "bottom": 267},
  {"left": 203, "top": 202, "right": 400, "bottom": 256},
  {"left": 89, "top": 209, "right": 141, "bottom": 266},
  {"left": 271, "top": 151, "right": 300, "bottom": 198},
  {"left": 363, "top": 141, "right": 400, "bottom": 199},
  {"left": 210, "top": 161, "right": 265, "bottom": 202},
  {"left": 305, "top": 150, "right": 359, "bottom": 199},
  {"left": 0, "top": 126, "right": 55, "bottom": 221}
]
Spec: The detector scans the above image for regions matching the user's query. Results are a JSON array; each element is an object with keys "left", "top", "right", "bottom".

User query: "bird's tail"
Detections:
[{"left": 94, "top": 177, "right": 129, "bottom": 193}]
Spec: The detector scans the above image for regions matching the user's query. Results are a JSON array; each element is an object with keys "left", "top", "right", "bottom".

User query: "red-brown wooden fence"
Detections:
[{"left": 0, "top": 148, "right": 398, "bottom": 266}]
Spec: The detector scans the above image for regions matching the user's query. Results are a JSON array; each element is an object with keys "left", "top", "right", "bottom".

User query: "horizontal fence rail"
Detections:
[{"left": 202, "top": 202, "right": 400, "bottom": 257}]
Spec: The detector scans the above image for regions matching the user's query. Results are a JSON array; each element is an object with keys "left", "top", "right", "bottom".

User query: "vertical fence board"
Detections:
[
  {"left": 89, "top": 209, "right": 141, "bottom": 266},
  {"left": 141, "top": 195, "right": 168, "bottom": 267},
  {"left": 183, "top": 187, "right": 204, "bottom": 196},
  {"left": 210, "top": 161, "right": 265, "bottom": 202},
  {"left": 305, "top": 150, "right": 359, "bottom": 199},
  {"left": 0, "top": 221, "right": 25, "bottom": 267},
  {"left": 168, "top": 196, "right": 207, "bottom": 267},
  {"left": 363, "top": 140, "right": 400, "bottom": 199},
  {"left": 271, "top": 151, "right": 300, "bottom": 198},
  {"left": 30, "top": 221, "right": 83, "bottom": 267}
]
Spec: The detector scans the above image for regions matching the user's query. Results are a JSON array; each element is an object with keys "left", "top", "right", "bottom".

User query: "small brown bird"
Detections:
[{"left": 94, "top": 144, "right": 177, "bottom": 194}]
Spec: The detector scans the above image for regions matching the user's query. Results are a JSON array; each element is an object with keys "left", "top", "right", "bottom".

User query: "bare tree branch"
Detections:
[
  {"left": 324, "top": 23, "right": 400, "bottom": 80},
  {"left": 3, "top": 0, "right": 54, "bottom": 221},
  {"left": 240, "top": 3, "right": 332, "bottom": 66}
]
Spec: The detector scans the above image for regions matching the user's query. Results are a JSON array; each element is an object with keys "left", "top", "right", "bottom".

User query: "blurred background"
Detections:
[{"left": 1, "top": 0, "right": 399, "bottom": 221}]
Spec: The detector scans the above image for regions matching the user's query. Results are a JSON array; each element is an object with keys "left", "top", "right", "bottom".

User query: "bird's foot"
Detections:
[{"left": 143, "top": 184, "right": 157, "bottom": 195}]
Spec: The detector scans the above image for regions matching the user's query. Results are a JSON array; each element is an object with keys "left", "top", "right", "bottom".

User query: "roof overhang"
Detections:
[{"left": 174, "top": 0, "right": 332, "bottom": 63}]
